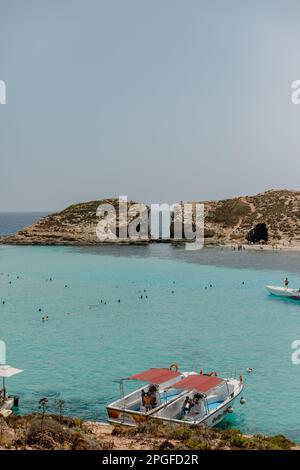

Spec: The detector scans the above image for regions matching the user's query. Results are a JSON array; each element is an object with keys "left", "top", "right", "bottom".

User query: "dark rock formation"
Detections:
[{"left": 246, "top": 223, "right": 268, "bottom": 244}]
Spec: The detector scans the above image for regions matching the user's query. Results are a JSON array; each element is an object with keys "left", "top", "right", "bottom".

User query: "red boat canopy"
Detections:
[
  {"left": 172, "top": 374, "right": 223, "bottom": 393},
  {"left": 128, "top": 368, "right": 181, "bottom": 384}
]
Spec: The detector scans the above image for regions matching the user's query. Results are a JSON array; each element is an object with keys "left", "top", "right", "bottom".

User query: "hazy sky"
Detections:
[{"left": 1, "top": 0, "right": 300, "bottom": 211}]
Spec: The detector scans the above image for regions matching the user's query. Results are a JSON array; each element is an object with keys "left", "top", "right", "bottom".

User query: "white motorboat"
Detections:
[
  {"left": 107, "top": 366, "right": 186, "bottom": 426},
  {"left": 152, "top": 373, "right": 244, "bottom": 427},
  {"left": 107, "top": 366, "right": 244, "bottom": 428},
  {"left": 265, "top": 285, "right": 300, "bottom": 300},
  {"left": 0, "top": 364, "right": 23, "bottom": 417}
]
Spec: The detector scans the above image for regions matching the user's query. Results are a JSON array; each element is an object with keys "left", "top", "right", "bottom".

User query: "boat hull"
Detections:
[
  {"left": 0, "top": 397, "right": 14, "bottom": 418},
  {"left": 151, "top": 382, "right": 243, "bottom": 428},
  {"left": 107, "top": 407, "right": 150, "bottom": 426},
  {"left": 265, "top": 285, "right": 300, "bottom": 300},
  {"left": 107, "top": 381, "right": 244, "bottom": 428}
]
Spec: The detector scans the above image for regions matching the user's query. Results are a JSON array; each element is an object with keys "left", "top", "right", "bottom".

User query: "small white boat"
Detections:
[
  {"left": 0, "top": 364, "right": 23, "bottom": 417},
  {"left": 265, "top": 285, "right": 300, "bottom": 300},
  {"left": 107, "top": 367, "right": 185, "bottom": 426},
  {"left": 107, "top": 366, "right": 244, "bottom": 428},
  {"left": 151, "top": 373, "right": 244, "bottom": 427}
]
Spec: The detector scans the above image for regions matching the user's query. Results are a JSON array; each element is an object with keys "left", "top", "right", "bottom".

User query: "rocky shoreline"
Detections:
[
  {"left": 0, "top": 414, "right": 297, "bottom": 450},
  {"left": 1, "top": 190, "right": 300, "bottom": 249}
]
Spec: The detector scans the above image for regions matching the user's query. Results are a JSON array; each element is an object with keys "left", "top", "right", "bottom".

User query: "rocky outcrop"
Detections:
[
  {"left": 0, "top": 199, "right": 150, "bottom": 246},
  {"left": 202, "top": 189, "right": 300, "bottom": 246},
  {"left": 0, "top": 415, "right": 296, "bottom": 450},
  {"left": 1, "top": 190, "right": 300, "bottom": 246}
]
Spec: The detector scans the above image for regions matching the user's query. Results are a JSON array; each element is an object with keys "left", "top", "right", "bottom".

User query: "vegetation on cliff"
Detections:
[
  {"left": 1, "top": 190, "right": 300, "bottom": 246},
  {"left": 0, "top": 415, "right": 296, "bottom": 450}
]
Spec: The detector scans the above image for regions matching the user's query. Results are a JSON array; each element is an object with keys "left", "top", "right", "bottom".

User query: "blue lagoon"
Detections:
[{"left": 0, "top": 244, "right": 300, "bottom": 441}]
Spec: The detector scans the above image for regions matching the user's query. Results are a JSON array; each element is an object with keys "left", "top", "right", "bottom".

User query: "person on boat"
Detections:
[
  {"left": 183, "top": 396, "right": 194, "bottom": 415},
  {"left": 141, "top": 389, "right": 146, "bottom": 406},
  {"left": 284, "top": 277, "right": 289, "bottom": 288},
  {"left": 148, "top": 384, "right": 157, "bottom": 408},
  {"left": 143, "top": 393, "right": 152, "bottom": 412},
  {"left": 193, "top": 393, "right": 203, "bottom": 405}
]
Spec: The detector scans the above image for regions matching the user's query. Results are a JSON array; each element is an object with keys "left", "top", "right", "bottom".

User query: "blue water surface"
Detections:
[{"left": 0, "top": 244, "right": 300, "bottom": 441}]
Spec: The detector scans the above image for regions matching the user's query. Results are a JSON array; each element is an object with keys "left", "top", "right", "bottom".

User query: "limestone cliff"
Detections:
[{"left": 1, "top": 190, "right": 300, "bottom": 246}]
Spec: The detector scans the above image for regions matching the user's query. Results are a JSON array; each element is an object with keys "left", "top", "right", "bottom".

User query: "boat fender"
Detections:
[
  {"left": 239, "top": 374, "right": 243, "bottom": 383},
  {"left": 169, "top": 363, "right": 179, "bottom": 372}
]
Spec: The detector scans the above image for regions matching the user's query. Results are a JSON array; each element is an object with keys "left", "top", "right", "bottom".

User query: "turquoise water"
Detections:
[{"left": 1, "top": 244, "right": 300, "bottom": 441}]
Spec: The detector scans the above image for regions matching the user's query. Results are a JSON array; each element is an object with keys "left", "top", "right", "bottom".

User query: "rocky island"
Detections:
[{"left": 1, "top": 190, "right": 300, "bottom": 248}]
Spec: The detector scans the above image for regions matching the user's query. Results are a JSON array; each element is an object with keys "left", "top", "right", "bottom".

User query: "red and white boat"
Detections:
[{"left": 107, "top": 365, "right": 244, "bottom": 427}]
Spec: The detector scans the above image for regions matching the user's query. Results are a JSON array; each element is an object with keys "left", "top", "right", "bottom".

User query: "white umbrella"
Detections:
[{"left": 0, "top": 365, "right": 23, "bottom": 397}]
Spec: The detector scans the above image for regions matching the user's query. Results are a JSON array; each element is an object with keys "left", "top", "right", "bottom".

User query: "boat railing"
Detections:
[
  {"left": 110, "top": 383, "right": 183, "bottom": 413},
  {"left": 153, "top": 393, "right": 187, "bottom": 420}
]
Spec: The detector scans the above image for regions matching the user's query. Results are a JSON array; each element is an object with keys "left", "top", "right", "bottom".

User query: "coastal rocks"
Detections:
[
  {"left": 0, "top": 417, "right": 15, "bottom": 447},
  {"left": 246, "top": 223, "right": 268, "bottom": 244},
  {"left": 0, "top": 199, "right": 151, "bottom": 246},
  {"left": 26, "top": 416, "right": 73, "bottom": 448},
  {"left": 0, "top": 414, "right": 297, "bottom": 450},
  {"left": 1, "top": 189, "right": 300, "bottom": 247},
  {"left": 214, "top": 199, "right": 251, "bottom": 226}
]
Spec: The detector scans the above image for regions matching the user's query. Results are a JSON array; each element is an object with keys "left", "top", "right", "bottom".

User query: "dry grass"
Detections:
[{"left": 0, "top": 415, "right": 296, "bottom": 450}]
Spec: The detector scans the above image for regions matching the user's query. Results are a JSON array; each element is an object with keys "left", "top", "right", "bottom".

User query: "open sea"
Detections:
[{"left": 1, "top": 213, "right": 300, "bottom": 440}]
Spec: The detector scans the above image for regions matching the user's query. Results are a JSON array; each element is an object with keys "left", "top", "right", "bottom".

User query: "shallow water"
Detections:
[{"left": 0, "top": 244, "right": 300, "bottom": 441}]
